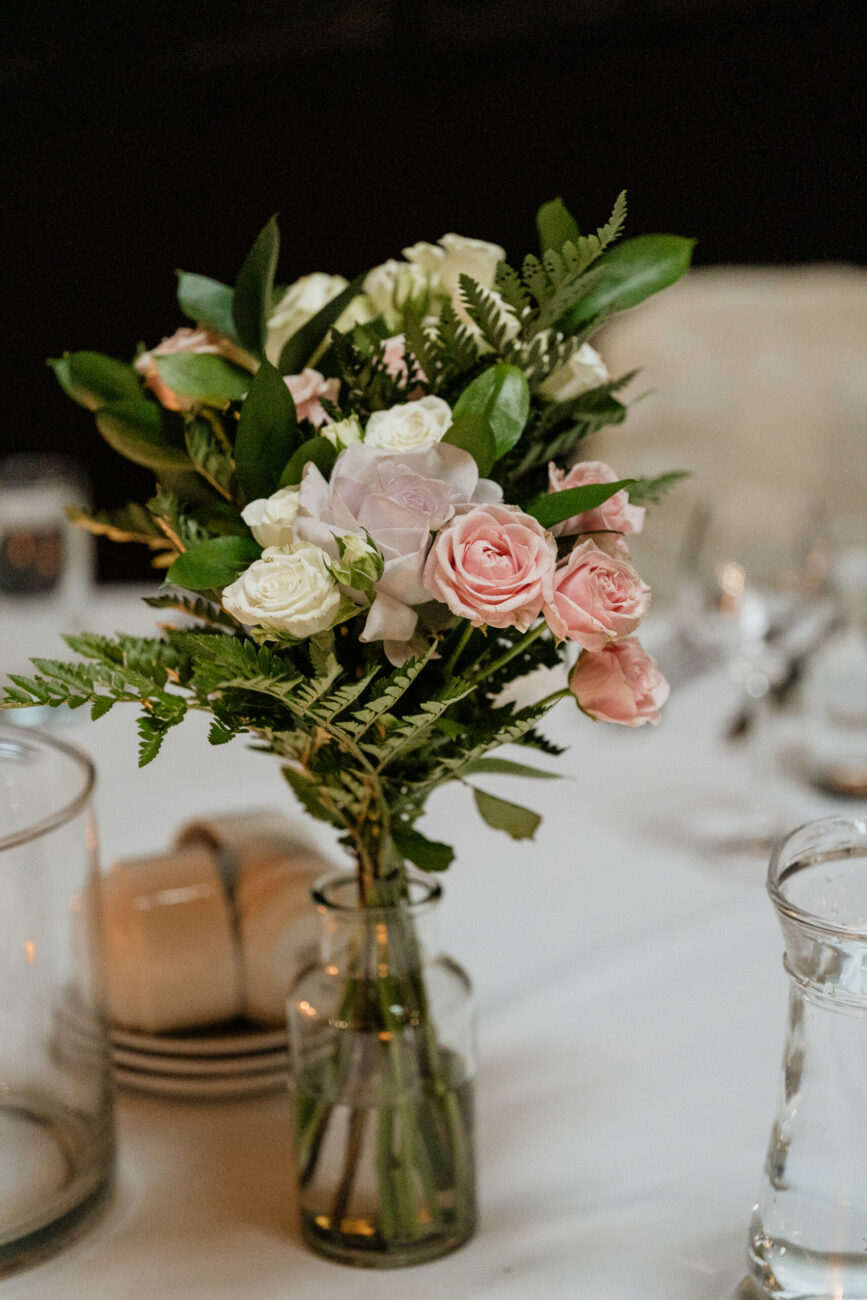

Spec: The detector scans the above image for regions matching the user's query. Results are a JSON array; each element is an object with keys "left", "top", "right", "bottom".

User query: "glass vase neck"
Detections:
[{"left": 311, "top": 869, "right": 443, "bottom": 968}]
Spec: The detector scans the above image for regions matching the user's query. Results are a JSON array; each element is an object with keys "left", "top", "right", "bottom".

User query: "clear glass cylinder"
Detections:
[
  {"left": 287, "top": 870, "right": 476, "bottom": 1268},
  {"left": 0, "top": 726, "right": 115, "bottom": 1275},
  {"left": 748, "top": 815, "right": 867, "bottom": 1297}
]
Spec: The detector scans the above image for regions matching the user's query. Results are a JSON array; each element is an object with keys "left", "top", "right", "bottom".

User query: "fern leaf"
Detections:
[
  {"left": 457, "top": 276, "right": 522, "bottom": 354},
  {"left": 625, "top": 471, "right": 690, "bottom": 504},
  {"left": 341, "top": 643, "right": 437, "bottom": 738},
  {"left": 143, "top": 592, "right": 238, "bottom": 631},
  {"left": 494, "top": 262, "right": 533, "bottom": 317},
  {"left": 521, "top": 254, "right": 551, "bottom": 306}
]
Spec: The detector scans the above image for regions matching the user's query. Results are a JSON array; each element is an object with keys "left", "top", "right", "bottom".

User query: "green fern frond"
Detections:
[
  {"left": 457, "top": 276, "right": 522, "bottom": 354},
  {"left": 340, "top": 644, "right": 438, "bottom": 738},
  {"left": 494, "top": 263, "right": 533, "bottom": 318},
  {"left": 143, "top": 592, "right": 238, "bottom": 631}
]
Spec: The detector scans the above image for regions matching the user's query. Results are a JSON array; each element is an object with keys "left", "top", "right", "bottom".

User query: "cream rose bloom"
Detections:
[
  {"left": 241, "top": 486, "right": 300, "bottom": 549},
  {"left": 362, "top": 260, "right": 430, "bottom": 331},
  {"left": 321, "top": 415, "right": 363, "bottom": 450},
  {"left": 436, "top": 234, "right": 505, "bottom": 299},
  {"left": 265, "top": 273, "right": 348, "bottom": 366},
  {"left": 221, "top": 543, "right": 341, "bottom": 638},
  {"left": 364, "top": 396, "right": 452, "bottom": 452},
  {"left": 539, "top": 342, "right": 609, "bottom": 402}
]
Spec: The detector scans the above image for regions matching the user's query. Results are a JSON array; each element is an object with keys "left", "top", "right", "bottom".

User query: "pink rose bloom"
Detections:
[
  {"left": 424, "top": 504, "right": 556, "bottom": 631},
  {"left": 546, "top": 539, "right": 651, "bottom": 650},
  {"left": 296, "top": 441, "right": 500, "bottom": 652},
  {"left": 548, "top": 460, "right": 645, "bottom": 538},
  {"left": 284, "top": 368, "right": 340, "bottom": 427},
  {"left": 569, "top": 638, "right": 669, "bottom": 726},
  {"left": 134, "top": 327, "right": 255, "bottom": 411},
  {"left": 382, "top": 334, "right": 427, "bottom": 385}
]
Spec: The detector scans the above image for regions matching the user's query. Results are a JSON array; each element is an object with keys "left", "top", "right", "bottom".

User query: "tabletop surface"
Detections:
[{"left": 1, "top": 589, "right": 859, "bottom": 1300}]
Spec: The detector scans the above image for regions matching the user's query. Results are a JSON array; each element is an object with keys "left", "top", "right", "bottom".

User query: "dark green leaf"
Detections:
[
  {"left": 176, "top": 272, "right": 239, "bottom": 341},
  {"left": 51, "top": 351, "right": 142, "bottom": 410},
  {"left": 233, "top": 214, "right": 280, "bottom": 357},
  {"left": 442, "top": 412, "right": 497, "bottom": 477},
  {"left": 462, "top": 757, "right": 560, "bottom": 780},
  {"left": 391, "top": 824, "right": 455, "bottom": 873},
  {"left": 525, "top": 479, "right": 635, "bottom": 529},
  {"left": 96, "top": 401, "right": 191, "bottom": 472},
  {"left": 556, "top": 234, "right": 695, "bottom": 331},
  {"left": 536, "top": 197, "right": 581, "bottom": 254},
  {"left": 234, "top": 358, "right": 299, "bottom": 501},
  {"left": 452, "top": 364, "right": 530, "bottom": 461},
  {"left": 472, "top": 787, "right": 541, "bottom": 840},
  {"left": 90, "top": 696, "right": 115, "bottom": 721},
  {"left": 166, "top": 535, "right": 261, "bottom": 591},
  {"left": 154, "top": 353, "right": 250, "bottom": 402},
  {"left": 278, "top": 436, "right": 337, "bottom": 487},
  {"left": 278, "top": 272, "right": 366, "bottom": 374}
]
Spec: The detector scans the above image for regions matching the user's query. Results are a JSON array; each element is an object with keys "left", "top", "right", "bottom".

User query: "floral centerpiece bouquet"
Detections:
[{"left": 3, "top": 193, "right": 691, "bottom": 1266}]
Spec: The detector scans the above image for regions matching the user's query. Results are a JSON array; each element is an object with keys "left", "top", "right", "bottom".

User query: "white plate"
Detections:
[
  {"left": 111, "top": 1021, "right": 287, "bottom": 1058},
  {"left": 111, "top": 1044, "right": 289, "bottom": 1077},
  {"left": 113, "top": 1066, "right": 287, "bottom": 1100}
]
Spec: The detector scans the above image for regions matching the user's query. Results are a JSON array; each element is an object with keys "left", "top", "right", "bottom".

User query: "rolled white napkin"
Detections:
[
  {"left": 174, "top": 809, "right": 329, "bottom": 1025},
  {"left": 101, "top": 845, "right": 242, "bottom": 1033}
]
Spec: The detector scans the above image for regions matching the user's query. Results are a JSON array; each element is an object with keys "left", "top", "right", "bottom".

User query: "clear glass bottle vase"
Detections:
[
  {"left": 748, "top": 816, "right": 867, "bottom": 1298},
  {"left": 287, "top": 869, "right": 477, "bottom": 1268}
]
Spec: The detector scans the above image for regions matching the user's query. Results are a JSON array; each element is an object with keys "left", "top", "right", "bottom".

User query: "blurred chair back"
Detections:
[{"left": 596, "top": 265, "right": 867, "bottom": 602}]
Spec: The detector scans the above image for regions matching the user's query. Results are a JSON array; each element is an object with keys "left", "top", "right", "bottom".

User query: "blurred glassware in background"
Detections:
[
  {"left": 803, "top": 544, "right": 867, "bottom": 798},
  {"left": 0, "top": 725, "right": 115, "bottom": 1275},
  {"left": 0, "top": 456, "right": 94, "bottom": 726},
  {"left": 676, "top": 485, "right": 829, "bottom": 863}
]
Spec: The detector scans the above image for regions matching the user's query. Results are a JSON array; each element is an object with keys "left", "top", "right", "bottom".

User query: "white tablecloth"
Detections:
[{"left": 1, "top": 590, "right": 859, "bottom": 1300}]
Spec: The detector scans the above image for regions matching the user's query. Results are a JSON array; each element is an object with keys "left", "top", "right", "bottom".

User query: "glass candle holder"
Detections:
[
  {"left": 0, "top": 725, "right": 115, "bottom": 1275},
  {"left": 748, "top": 815, "right": 867, "bottom": 1298}
]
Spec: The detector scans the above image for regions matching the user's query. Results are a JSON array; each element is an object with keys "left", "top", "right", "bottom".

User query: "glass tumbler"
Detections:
[
  {"left": 0, "top": 725, "right": 115, "bottom": 1275},
  {"left": 748, "top": 816, "right": 867, "bottom": 1297}
]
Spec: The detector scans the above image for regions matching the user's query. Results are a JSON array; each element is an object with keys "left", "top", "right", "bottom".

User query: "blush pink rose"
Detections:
[
  {"left": 548, "top": 460, "right": 645, "bottom": 538},
  {"left": 382, "top": 334, "right": 427, "bottom": 386},
  {"left": 569, "top": 638, "right": 670, "bottom": 726},
  {"left": 134, "top": 327, "right": 255, "bottom": 411},
  {"left": 545, "top": 540, "right": 651, "bottom": 650},
  {"left": 284, "top": 368, "right": 340, "bottom": 427},
  {"left": 423, "top": 504, "right": 556, "bottom": 631}
]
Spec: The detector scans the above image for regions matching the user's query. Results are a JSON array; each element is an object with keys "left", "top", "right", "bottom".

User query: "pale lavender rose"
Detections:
[
  {"left": 295, "top": 441, "right": 500, "bottom": 649},
  {"left": 423, "top": 504, "right": 556, "bottom": 632},
  {"left": 134, "top": 327, "right": 255, "bottom": 411},
  {"left": 545, "top": 539, "right": 651, "bottom": 650},
  {"left": 569, "top": 638, "right": 669, "bottom": 726},
  {"left": 284, "top": 369, "right": 340, "bottom": 427},
  {"left": 547, "top": 460, "right": 646, "bottom": 538}
]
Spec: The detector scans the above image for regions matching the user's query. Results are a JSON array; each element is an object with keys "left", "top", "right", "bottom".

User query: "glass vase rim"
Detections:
[
  {"left": 311, "top": 868, "right": 443, "bottom": 918},
  {"left": 766, "top": 813, "right": 867, "bottom": 940},
  {"left": 0, "top": 723, "right": 96, "bottom": 853}
]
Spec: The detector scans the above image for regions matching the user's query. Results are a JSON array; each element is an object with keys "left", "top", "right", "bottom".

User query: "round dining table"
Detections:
[{"left": 1, "top": 588, "right": 858, "bottom": 1300}]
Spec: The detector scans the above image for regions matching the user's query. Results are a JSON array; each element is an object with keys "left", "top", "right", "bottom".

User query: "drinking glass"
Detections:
[
  {"left": 677, "top": 485, "right": 827, "bottom": 860},
  {"left": 0, "top": 725, "right": 115, "bottom": 1275},
  {"left": 0, "top": 454, "right": 94, "bottom": 723},
  {"left": 747, "top": 816, "right": 867, "bottom": 1298}
]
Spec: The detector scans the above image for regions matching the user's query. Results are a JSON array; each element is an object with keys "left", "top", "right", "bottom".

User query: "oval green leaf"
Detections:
[
  {"left": 536, "top": 196, "right": 581, "bottom": 254},
  {"left": 176, "top": 272, "right": 239, "bottom": 342},
  {"left": 279, "top": 435, "right": 337, "bottom": 487},
  {"left": 235, "top": 358, "right": 299, "bottom": 500},
  {"left": 166, "top": 535, "right": 262, "bottom": 591},
  {"left": 154, "top": 353, "right": 251, "bottom": 402},
  {"left": 525, "top": 479, "right": 636, "bottom": 529},
  {"left": 473, "top": 787, "right": 541, "bottom": 840},
  {"left": 233, "top": 214, "right": 280, "bottom": 358},
  {"left": 51, "top": 351, "right": 142, "bottom": 411},
  {"left": 95, "top": 401, "right": 191, "bottom": 472},
  {"left": 556, "top": 234, "right": 695, "bottom": 332},
  {"left": 442, "top": 412, "right": 498, "bottom": 477},
  {"left": 453, "top": 364, "right": 530, "bottom": 462}
]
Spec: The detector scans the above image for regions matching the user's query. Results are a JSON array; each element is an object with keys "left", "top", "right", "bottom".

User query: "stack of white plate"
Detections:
[{"left": 111, "top": 1022, "right": 289, "bottom": 1099}]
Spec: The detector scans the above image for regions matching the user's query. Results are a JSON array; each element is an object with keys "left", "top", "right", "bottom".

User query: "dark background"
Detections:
[{"left": 2, "top": 0, "right": 863, "bottom": 580}]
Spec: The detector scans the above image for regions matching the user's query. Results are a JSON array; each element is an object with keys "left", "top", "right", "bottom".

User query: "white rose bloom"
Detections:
[
  {"left": 265, "top": 273, "right": 348, "bottom": 366},
  {"left": 320, "top": 415, "right": 363, "bottom": 450},
  {"left": 538, "top": 342, "right": 610, "bottom": 402},
  {"left": 402, "top": 241, "right": 445, "bottom": 278},
  {"left": 222, "top": 544, "right": 342, "bottom": 639},
  {"left": 436, "top": 234, "right": 506, "bottom": 298},
  {"left": 364, "top": 396, "right": 453, "bottom": 452},
  {"left": 241, "top": 486, "right": 301, "bottom": 549},
  {"left": 363, "top": 259, "right": 430, "bottom": 330}
]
